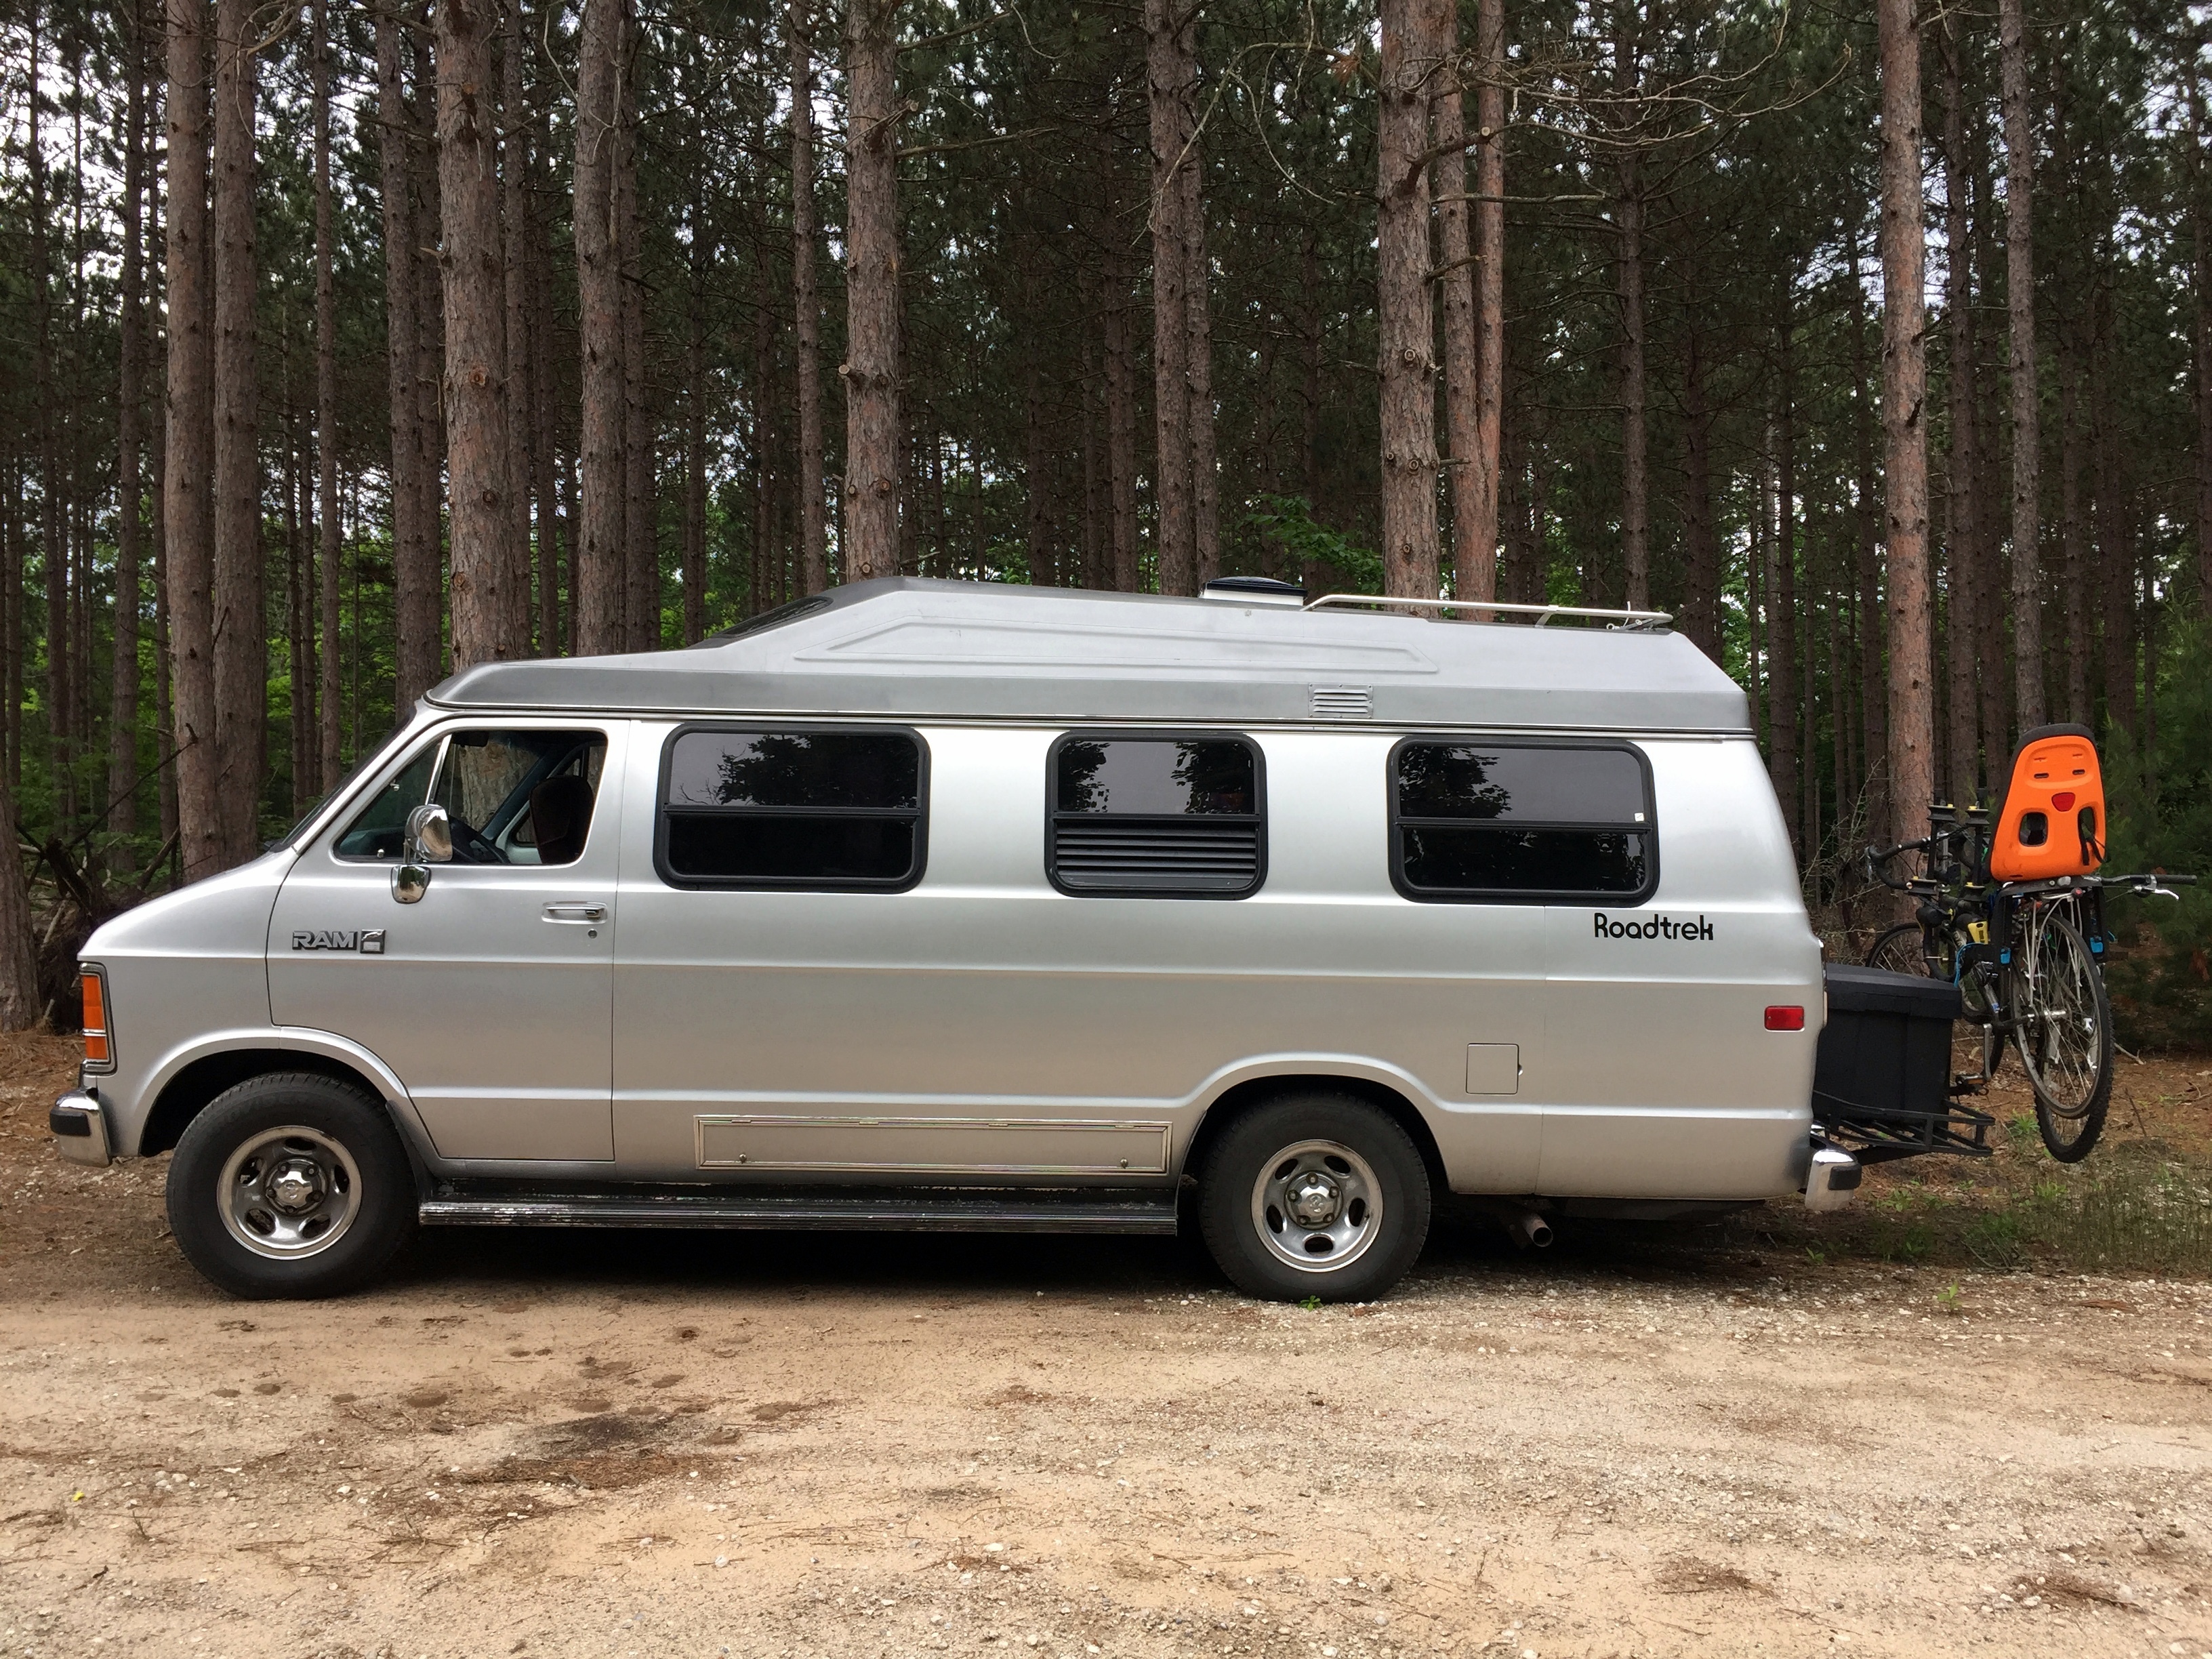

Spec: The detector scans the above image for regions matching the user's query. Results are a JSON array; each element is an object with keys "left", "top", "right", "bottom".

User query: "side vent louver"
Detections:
[
  {"left": 1311, "top": 685, "right": 1373, "bottom": 720},
  {"left": 1051, "top": 822, "right": 1262, "bottom": 894}
]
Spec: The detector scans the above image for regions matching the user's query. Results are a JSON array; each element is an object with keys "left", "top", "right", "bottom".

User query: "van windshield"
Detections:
[{"left": 264, "top": 718, "right": 418, "bottom": 853}]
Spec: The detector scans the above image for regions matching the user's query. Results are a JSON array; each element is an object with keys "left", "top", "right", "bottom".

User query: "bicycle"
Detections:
[{"left": 1864, "top": 809, "right": 2192, "bottom": 1164}]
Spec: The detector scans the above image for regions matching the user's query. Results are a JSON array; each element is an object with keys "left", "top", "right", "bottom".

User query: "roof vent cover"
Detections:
[
  {"left": 1202, "top": 575, "right": 1307, "bottom": 607},
  {"left": 1311, "top": 685, "right": 1374, "bottom": 721}
]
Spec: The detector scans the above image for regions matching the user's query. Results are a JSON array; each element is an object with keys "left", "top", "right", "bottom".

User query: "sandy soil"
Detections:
[{"left": 5, "top": 1032, "right": 2212, "bottom": 1659}]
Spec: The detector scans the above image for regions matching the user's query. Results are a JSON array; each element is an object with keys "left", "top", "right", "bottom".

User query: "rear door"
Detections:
[{"left": 268, "top": 721, "right": 624, "bottom": 1164}]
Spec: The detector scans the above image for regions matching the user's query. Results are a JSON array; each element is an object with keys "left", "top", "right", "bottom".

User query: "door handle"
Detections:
[{"left": 542, "top": 903, "right": 608, "bottom": 923}]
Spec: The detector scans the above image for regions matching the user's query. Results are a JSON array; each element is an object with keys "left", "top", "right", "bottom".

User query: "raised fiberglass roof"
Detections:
[{"left": 426, "top": 577, "right": 1752, "bottom": 735}]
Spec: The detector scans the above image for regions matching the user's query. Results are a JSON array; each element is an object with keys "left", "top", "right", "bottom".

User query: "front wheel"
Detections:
[
  {"left": 167, "top": 1073, "right": 419, "bottom": 1298},
  {"left": 1197, "top": 1094, "right": 1431, "bottom": 1302},
  {"left": 2007, "top": 909, "right": 2114, "bottom": 1163}
]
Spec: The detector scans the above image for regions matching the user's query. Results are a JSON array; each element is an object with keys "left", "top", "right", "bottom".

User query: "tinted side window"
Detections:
[
  {"left": 1391, "top": 741, "right": 1654, "bottom": 902},
  {"left": 1048, "top": 735, "right": 1265, "bottom": 897},
  {"left": 657, "top": 728, "right": 926, "bottom": 889}
]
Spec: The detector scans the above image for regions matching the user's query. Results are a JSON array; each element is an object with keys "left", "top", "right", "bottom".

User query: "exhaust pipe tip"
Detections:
[{"left": 1512, "top": 1210, "right": 1554, "bottom": 1249}]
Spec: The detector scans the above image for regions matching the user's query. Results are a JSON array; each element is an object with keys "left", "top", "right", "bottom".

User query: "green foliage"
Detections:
[
  {"left": 2102, "top": 617, "right": 2212, "bottom": 1050},
  {"left": 1243, "top": 497, "right": 1382, "bottom": 595}
]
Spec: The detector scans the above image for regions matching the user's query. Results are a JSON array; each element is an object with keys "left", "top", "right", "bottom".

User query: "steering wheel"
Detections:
[{"left": 451, "top": 817, "right": 508, "bottom": 865}]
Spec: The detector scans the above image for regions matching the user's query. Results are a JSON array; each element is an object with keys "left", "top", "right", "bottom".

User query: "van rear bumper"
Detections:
[{"left": 49, "top": 1089, "right": 113, "bottom": 1167}]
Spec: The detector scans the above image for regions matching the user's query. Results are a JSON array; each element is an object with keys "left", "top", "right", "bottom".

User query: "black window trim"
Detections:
[
  {"left": 653, "top": 720, "right": 930, "bottom": 893},
  {"left": 1387, "top": 733, "right": 1659, "bottom": 906},
  {"left": 1044, "top": 727, "right": 1269, "bottom": 901}
]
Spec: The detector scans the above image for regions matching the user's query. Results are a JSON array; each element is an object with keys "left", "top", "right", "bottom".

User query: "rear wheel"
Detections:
[
  {"left": 1198, "top": 1094, "right": 1430, "bottom": 1303},
  {"left": 167, "top": 1073, "right": 418, "bottom": 1298},
  {"left": 1865, "top": 923, "right": 1930, "bottom": 977},
  {"left": 2008, "top": 909, "right": 2113, "bottom": 1163}
]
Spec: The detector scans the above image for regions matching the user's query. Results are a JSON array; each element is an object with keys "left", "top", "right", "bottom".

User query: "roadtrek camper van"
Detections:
[{"left": 51, "top": 577, "right": 1869, "bottom": 1303}]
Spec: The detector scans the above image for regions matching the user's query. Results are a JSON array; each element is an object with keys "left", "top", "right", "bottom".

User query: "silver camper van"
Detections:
[{"left": 49, "top": 577, "right": 1842, "bottom": 1303}]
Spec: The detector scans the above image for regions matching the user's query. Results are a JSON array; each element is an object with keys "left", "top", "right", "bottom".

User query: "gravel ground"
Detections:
[{"left": 5, "top": 1032, "right": 2212, "bottom": 1659}]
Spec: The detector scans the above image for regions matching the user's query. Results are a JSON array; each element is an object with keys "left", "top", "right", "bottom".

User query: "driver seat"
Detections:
[{"left": 529, "top": 775, "right": 596, "bottom": 867}]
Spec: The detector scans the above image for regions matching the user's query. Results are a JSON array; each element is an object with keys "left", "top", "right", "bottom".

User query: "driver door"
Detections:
[{"left": 268, "top": 722, "right": 623, "bottom": 1164}]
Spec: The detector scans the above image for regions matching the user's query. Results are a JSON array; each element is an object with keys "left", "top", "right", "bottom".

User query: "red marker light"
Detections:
[
  {"left": 1764, "top": 1005, "right": 1805, "bottom": 1031},
  {"left": 2051, "top": 791, "right": 2076, "bottom": 812}
]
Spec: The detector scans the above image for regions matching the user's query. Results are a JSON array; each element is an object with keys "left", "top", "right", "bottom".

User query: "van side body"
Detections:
[{"left": 61, "top": 581, "right": 1822, "bottom": 1280}]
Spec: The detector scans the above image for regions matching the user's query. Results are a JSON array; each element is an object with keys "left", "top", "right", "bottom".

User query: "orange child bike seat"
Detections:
[{"left": 1987, "top": 722, "right": 2106, "bottom": 881}]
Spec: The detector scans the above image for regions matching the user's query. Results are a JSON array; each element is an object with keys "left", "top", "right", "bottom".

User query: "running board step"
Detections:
[{"left": 418, "top": 1187, "right": 1182, "bottom": 1235}]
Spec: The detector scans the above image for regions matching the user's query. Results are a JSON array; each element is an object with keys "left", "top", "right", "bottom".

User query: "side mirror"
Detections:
[
  {"left": 406, "top": 804, "right": 454, "bottom": 865},
  {"left": 393, "top": 804, "right": 451, "bottom": 905}
]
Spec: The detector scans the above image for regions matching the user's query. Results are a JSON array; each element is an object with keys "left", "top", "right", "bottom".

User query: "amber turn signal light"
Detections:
[
  {"left": 1763, "top": 1005, "right": 1805, "bottom": 1031},
  {"left": 79, "top": 971, "right": 110, "bottom": 1066}
]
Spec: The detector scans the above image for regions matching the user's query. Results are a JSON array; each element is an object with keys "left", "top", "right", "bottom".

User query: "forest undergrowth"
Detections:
[{"left": 1733, "top": 1042, "right": 2212, "bottom": 1279}]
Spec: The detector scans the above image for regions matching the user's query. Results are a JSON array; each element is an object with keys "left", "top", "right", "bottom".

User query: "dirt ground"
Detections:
[{"left": 7, "top": 1033, "right": 2212, "bottom": 1659}]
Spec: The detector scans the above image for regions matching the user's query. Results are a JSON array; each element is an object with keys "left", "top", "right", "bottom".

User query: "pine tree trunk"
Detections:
[
  {"left": 1181, "top": 131, "right": 1218, "bottom": 585},
  {"left": 683, "top": 174, "right": 708, "bottom": 643},
  {"left": 1144, "top": 0, "right": 1195, "bottom": 594},
  {"left": 575, "top": 0, "right": 626, "bottom": 651},
  {"left": 1616, "top": 156, "right": 1650, "bottom": 611},
  {"left": 1103, "top": 241, "right": 1139, "bottom": 592},
  {"left": 110, "top": 1, "right": 150, "bottom": 877},
  {"left": 1681, "top": 321, "right": 1719, "bottom": 661},
  {"left": 28, "top": 7, "right": 70, "bottom": 837},
  {"left": 314, "top": 0, "right": 342, "bottom": 778},
  {"left": 1467, "top": 0, "right": 1505, "bottom": 604},
  {"left": 150, "top": 167, "right": 178, "bottom": 851},
  {"left": 212, "top": 0, "right": 262, "bottom": 865},
  {"left": 286, "top": 417, "right": 311, "bottom": 814},
  {"left": 619, "top": 64, "right": 655, "bottom": 647},
  {"left": 2057, "top": 331, "right": 2089, "bottom": 725},
  {"left": 438, "top": 0, "right": 518, "bottom": 672},
  {"left": 1434, "top": 48, "right": 1479, "bottom": 602},
  {"left": 1878, "top": 0, "right": 1934, "bottom": 851},
  {"left": 1938, "top": 20, "right": 1981, "bottom": 802},
  {"left": 1376, "top": 0, "right": 1443, "bottom": 599},
  {"left": 412, "top": 24, "right": 446, "bottom": 688},
  {"left": 1999, "top": 0, "right": 2042, "bottom": 733},
  {"left": 531, "top": 118, "right": 562, "bottom": 655},
  {"left": 501, "top": 0, "right": 534, "bottom": 655},
  {"left": 2187, "top": 41, "right": 2212, "bottom": 617},
  {"left": 380, "top": 14, "right": 436, "bottom": 707},
  {"left": 167, "top": 0, "right": 222, "bottom": 881},
  {"left": 2090, "top": 308, "right": 2135, "bottom": 735},
  {"left": 1773, "top": 293, "right": 1801, "bottom": 857},
  {"left": 792, "top": 0, "right": 828, "bottom": 594},
  {"left": 842, "top": 0, "right": 903, "bottom": 581}
]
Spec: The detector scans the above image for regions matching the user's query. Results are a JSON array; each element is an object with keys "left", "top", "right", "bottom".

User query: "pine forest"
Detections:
[{"left": 0, "top": 0, "right": 2209, "bottom": 1037}]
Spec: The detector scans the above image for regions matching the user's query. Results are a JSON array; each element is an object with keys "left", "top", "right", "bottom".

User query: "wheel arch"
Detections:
[
  {"left": 136, "top": 1037, "right": 418, "bottom": 1159},
  {"left": 1182, "top": 1071, "right": 1449, "bottom": 1195}
]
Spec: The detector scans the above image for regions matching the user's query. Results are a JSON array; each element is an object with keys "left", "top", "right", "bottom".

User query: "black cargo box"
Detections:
[{"left": 1813, "top": 964, "right": 1990, "bottom": 1160}]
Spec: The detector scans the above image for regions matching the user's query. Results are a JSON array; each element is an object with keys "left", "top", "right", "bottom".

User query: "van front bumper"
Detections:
[{"left": 49, "top": 1088, "right": 112, "bottom": 1167}]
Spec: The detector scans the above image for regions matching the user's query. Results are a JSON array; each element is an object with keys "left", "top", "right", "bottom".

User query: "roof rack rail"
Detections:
[{"left": 1304, "top": 594, "right": 1673, "bottom": 630}]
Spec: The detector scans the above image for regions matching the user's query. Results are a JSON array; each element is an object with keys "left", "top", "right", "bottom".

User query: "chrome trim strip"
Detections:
[
  {"left": 691, "top": 1113, "right": 1172, "bottom": 1176},
  {"left": 418, "top": 1191, "right": 1180, "bottom": 1234}
]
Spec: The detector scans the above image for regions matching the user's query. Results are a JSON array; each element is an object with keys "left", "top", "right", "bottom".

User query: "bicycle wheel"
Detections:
[
  {"left": 1866, "top": 924, "right": 1931, "bottom": 975},
  {"left": 2008, "top": 907, "right": 2113, "bottom": 1163}
]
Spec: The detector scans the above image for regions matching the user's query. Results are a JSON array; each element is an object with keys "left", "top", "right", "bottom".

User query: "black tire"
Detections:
[
  {"left": 1198, "top": 1094, "right": 1431, "bottom": 1303},
  {"left": 1865, "top": 923, "right": 1930, "bottom": 977},
  {"left": 166, "top": 1073, "right": 418, "bottom": 1299},
  {"left": 2008, "top": 911, "right": 2114, "bottom": 1164}
]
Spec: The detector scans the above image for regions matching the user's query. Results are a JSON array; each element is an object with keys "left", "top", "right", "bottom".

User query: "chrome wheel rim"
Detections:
[
  {"left": 1250, "top": 1139, "right": 1383, "bottom": 1274},
  {"left": 216, "top": 1126, "right": 363, "bottom": 1261}
]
